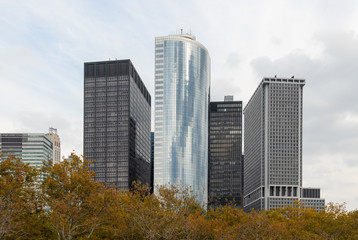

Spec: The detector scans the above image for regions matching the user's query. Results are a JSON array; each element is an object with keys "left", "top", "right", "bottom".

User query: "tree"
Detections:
[
  {"left": 313, "top": 202, "right": 357, "bottom": 240},
  {"left": 103, "top": 184, "right": 205, "bottom": 240},
  {"left": 0, "top": 154, "right": 46, "bottom": 239},
  {"left": 2, "top": 152, "right": 358, "bottom": 239},
  {"left": 41, "top": 154, "right": 114, "bottom": 240}
]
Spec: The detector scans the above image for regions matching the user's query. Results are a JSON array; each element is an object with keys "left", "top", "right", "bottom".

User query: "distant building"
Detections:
[
  {"left": 224, "top": 95, "right": 234, "bottom": 102},
  {"left": 0, "top": 133, "right": 53, "bottom": 177},
  {"left": 154, "top": 32, "right": 211, "bottom": 204},
  {"left": 45, "top": 127, "right": 61, "bottom": 165},
  {"left": 300, "top": 188, "right": 325, "bottom": 210},
  {"left": 243, "top": 77, "right": 324, "bottom": 211},
  {"left": 65, "top": 154, "right": 74, "bottom": 162},
  {"left": 84, "top": 59, "right": 151, "bottom": 190},
  {"left": 208, "top": 96, "right": 243, "bottom": 208}
]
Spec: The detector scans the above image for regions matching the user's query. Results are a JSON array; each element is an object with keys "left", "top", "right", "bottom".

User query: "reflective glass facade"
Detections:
[
  {"left": 84, "top": 60, "right": 151, "bottom": 190},
  {"left": 208, "top": 99, "right": 243, "bottom": 209},
  {"left": 154, "top": 34, "right": 210, "bottom": 203}
]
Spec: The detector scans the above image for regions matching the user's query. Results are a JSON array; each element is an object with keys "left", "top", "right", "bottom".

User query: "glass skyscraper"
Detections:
[
  {"left": 154, "top": 33, "right": 210, "bottom": 203},
  {"left": 84, "top": 60, "right": 151, "bottom": 190},
  {"left": 208, "top": 96, "right": 243, "bottom": 209}
]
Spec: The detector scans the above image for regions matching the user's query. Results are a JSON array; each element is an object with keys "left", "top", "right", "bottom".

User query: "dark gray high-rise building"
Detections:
[
  {"left": 243, "top": 77, "right": 324, "bottom": 211},
  {"left": 84, "top": 60, "right": 151, "bottom": 190},
  {"left": 150, "top": 132, "right": 154, "bottom": 192},
  {"left": 208, "top": 96, "right": 243, "bottom": 208}
]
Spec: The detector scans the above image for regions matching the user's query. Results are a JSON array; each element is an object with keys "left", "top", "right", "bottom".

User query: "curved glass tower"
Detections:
[{"left": 154, "top": 33, "right": 210, "bottom": 204}]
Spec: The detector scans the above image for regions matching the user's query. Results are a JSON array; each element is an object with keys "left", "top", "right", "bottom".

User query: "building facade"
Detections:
[
  {"left": 154, "top": 32, "right": 211, "bottom": 203},
  {"left": 84, "top": 59, "right": 151, "bottom": 190},
  {"left": 208, "top": 96, "right": 243, "bottom": 208},
  {"left": 243, "top": 77, "right": 324, "bottom": 211},
  {"left": 300, "top": 188, "right": 325, "bottom": 211},
  {"left": 45, "top": 127, "right": 61, "bottom": 165},
  {"left": 150, "top": 132, "right": 154, "bottom": 192},
  {"left": 0, "top": 133, "right": 53, "bottom": 169}
]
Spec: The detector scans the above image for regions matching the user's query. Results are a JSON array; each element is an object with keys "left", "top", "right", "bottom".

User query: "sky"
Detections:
[{"left": 1, "top": 0, "right": 358, "bottom": 210}]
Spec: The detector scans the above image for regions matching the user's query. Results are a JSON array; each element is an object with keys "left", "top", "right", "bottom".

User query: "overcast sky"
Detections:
[{"left": 1, "top": 0, "right": 358, "bottom": 210}]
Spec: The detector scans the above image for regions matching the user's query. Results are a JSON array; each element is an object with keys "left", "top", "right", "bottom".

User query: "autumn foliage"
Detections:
[{"left": 0, "top": 154, "right": 357, "bottom": 240}]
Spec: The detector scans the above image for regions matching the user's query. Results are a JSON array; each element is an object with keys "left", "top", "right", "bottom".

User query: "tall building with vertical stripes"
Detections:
[
  {"left": 244, "top": 77, "right": 324, "bottom": 211},
  {"left": 84, "top": 60, "right": 151, "bottom": 190},
  {"left": 208, "top": 96, "right": 243, "bottom": 208}
]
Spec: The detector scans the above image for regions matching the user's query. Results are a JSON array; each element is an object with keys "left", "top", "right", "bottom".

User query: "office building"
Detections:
[
  {"left": 84, "top": 59, "right": 151, "bottom": 190},
  {"left": 45, "top": 127, "right": 61, "bottom": 165},
  {"left": 300, "top": 188, "right": 324, "bottom": 210},
  {"left": 154, "top": 32, "right": 210, "bottom": 203},
  {"left": 150, "top": 132, "right": 154, "bottom": 192},
  {"left": 0, "top": 133, "right": 53, "bottom": 170},
  {"left": 208, "top": 96, "right": 243, "bottom": 208},
  {"left": 243, "top": 77, "right": 324, "bottom": 211}
]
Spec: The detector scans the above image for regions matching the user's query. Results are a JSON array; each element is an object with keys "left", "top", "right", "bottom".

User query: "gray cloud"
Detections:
[
  {"left": 343, "top": 155, "right": 358, "bottom": 168},
  {"left": 225, "top": 53, "right": 241, "bottom": 68},
  {"left": 251, "top": 30, "right": 358, "bottom": 150},
  {"left": 12, "top": 111, "right": 83, "bottom": 159},
  {"left": 211, "top": 76, "right": 242, "bottom": 102}
]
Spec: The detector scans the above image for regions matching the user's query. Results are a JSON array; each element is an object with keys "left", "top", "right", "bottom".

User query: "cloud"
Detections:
[
  {"left": 11, "top": 111, "right": 83, "bottom": 159},
  {"left": 225, "top": 53, "right": 241, "bottom": 68},
  {"left": 303, "top": 152, "right": 358, "bottom": 208},
  {"left": 343, "top": 155, "right": 358, "bottom": 168}
]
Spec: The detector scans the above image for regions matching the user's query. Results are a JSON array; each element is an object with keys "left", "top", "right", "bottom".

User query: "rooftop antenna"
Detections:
[
  {"left": 49, "top": 127, "right": 57, "bottom": 134},
  {"left": 180, "top": 28, "right": 183, "bottom": 35}
]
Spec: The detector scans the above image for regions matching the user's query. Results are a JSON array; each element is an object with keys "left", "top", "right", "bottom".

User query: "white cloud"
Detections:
[{"left": 341, "top": 112, "right": 358, "bottom": 125}]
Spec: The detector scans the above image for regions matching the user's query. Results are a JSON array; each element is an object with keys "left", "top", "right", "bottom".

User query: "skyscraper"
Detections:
[
  {"left": 84, "top": 60, "right": 151, "bottom": 190},
  {"left": 45, "top": 127, "right": 61, "bottom": 165},
  {"left": 154, "top": 32, "right": 211, "bottom": 203},
  {"left": 150, "top": 132, "right": 154, "bottom": 192},
  {"left": 244, "top": 77, "right": 324, "bottom": 211},
  {"left": 0, "top": 133, "right": 53, "bottom": 173},
  {"left": 208, "top": 96, "right": 243, "bottom": 208}
]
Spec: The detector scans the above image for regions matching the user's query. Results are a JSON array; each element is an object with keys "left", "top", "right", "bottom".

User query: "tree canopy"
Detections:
[{"left": 0, "top": 153, "right": 357, "bottom": 240}]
